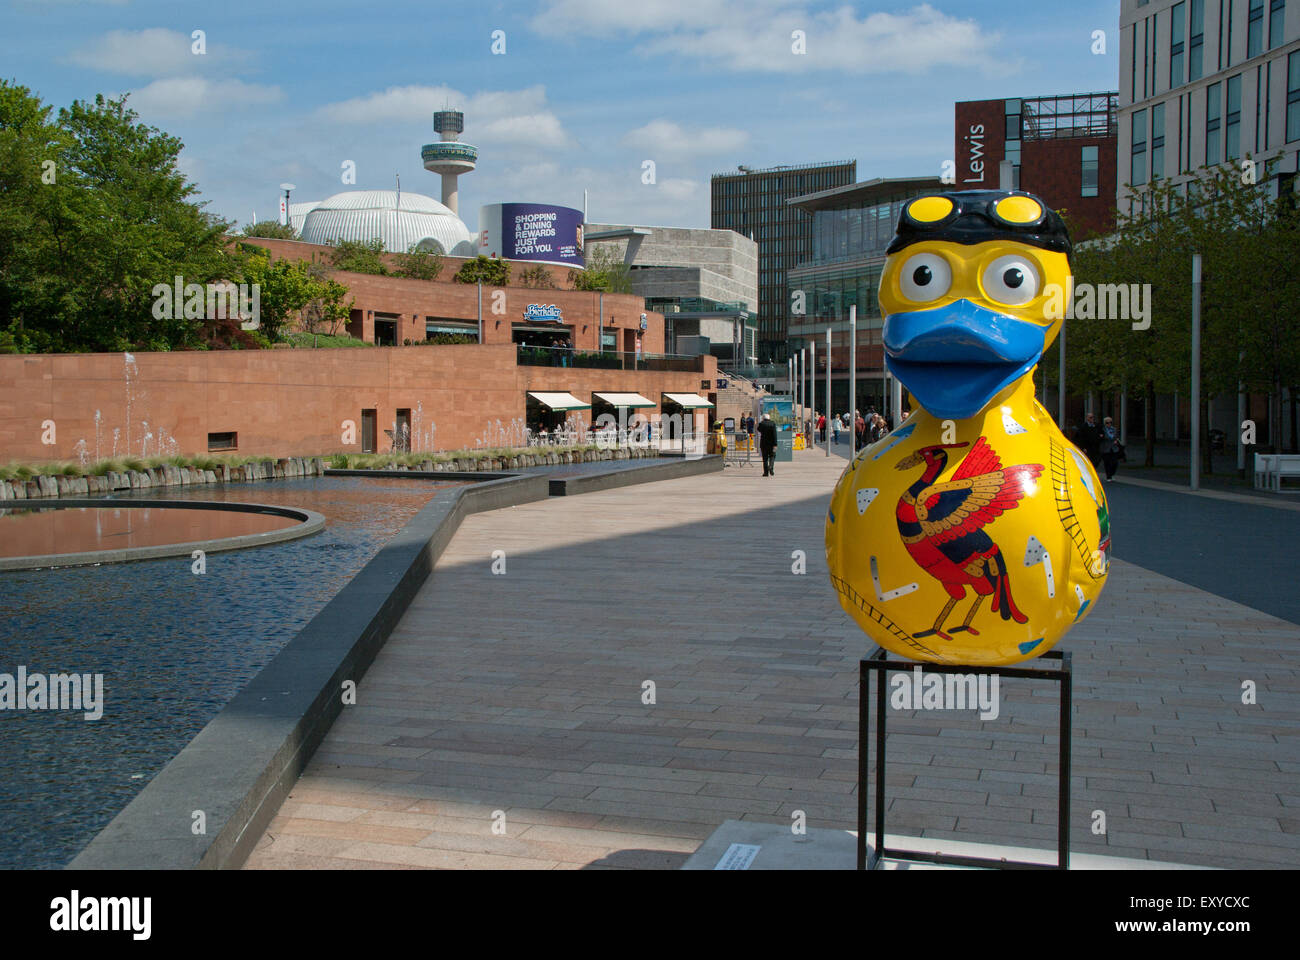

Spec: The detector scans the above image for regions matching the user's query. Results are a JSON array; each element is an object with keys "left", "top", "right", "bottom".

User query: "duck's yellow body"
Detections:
[
  {"left": 825, "top": 190, "right": 1110, "bottom": 666},
  {"left": 826, "top": 376, "right": 1110, "bottom": 666}
]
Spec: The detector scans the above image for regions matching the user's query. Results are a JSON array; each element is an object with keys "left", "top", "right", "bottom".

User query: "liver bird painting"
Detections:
[{"left": 894, "top": 437, "right": 1043, "bottom": 642}]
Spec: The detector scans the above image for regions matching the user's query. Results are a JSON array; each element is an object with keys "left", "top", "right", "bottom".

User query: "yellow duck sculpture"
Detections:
[{"left": 826, "top": 191, "right": 1110, "bottom": 667}]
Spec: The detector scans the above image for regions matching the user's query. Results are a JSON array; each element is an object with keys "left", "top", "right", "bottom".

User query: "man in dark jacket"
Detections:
[
  {"left": 757, "top": 413, "right": 778, "bottom": 476},
  {"left": 1076, "top": 413, "right": 1102, "bottom": 467}
]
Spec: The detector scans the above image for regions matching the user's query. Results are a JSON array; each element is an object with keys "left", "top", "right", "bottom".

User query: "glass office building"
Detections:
[
  {"left": 785, "top": 176, "right": 943, "bottom": 415},
  {"left": 711, "top": 160, "right": 856, "bottom": 364}
]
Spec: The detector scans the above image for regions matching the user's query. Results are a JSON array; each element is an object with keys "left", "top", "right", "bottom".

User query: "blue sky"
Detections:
[{"left": 5, "top": 0, "right": 1123, "bottom": 231}]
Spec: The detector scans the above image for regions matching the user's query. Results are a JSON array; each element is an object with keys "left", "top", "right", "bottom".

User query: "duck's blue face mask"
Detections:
[{"left": 883, "top": 299, "right": 1046, "bottom": 421}]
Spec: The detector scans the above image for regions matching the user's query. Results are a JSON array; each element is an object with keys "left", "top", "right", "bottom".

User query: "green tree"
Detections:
[
  {"left": 1063, "top": 160, "right": 1300, "bottom": 465},
  {"left": 453, "top": 254, "right": 510, "bottom": 286},
  {"left": 0, "top": 82, "right": 232, "bottom": 352},
  {"left": 328, "top": 237, "right": 389, "bottom": 275},
  {"left": 391, "top": 244, "right": 443, "bottom": 280},
  {"left": 299, "top": 261, "right": 353, "bottom": 335},
  {"left": 239, "top": 251, "right": 319, "bottom": 342},
  {"left": 517, "top": 264, "right": 558, "bottom": 289},
  {"left": 242, "top": 220, "right": 298, "bottom": 240},
  {"left": 568, "top": 244, "right": 631, "bottom": 293}
]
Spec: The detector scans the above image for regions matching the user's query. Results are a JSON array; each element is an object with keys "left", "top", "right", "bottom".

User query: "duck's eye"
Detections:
[
  {"left": 981, "top": 255, "right": 1040, "bottom": 306},
  {"left": 898, "top": 253, "right": 952, "bottom": 303}
]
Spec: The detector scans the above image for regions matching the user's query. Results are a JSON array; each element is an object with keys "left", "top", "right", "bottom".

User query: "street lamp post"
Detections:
[
  {"left": 849, "top": 306, "right": 857, "bottom": 452},
  {"left": 810, "top": 340, "right": 816, "bottom": 449},
  {"left": 825, "top": 326, "right": 831, "bottom": 458},
  {"left": 1191, "top": 253, "right": 1202, "bottom": 491}
]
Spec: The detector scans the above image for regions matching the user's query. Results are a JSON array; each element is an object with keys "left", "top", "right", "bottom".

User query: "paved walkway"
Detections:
[{"left": 246, "top": 451, "right": 1300, "bottom": 870}]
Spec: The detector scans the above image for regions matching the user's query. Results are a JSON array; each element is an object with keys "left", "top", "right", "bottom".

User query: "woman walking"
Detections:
[{"left": 1100, "top": 416, "right": 1121, "bottom": 481}]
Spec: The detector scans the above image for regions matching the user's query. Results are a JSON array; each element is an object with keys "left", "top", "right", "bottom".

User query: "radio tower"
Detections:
[{"left": 421, "top": 110, "right": 477, "bottom": 216}]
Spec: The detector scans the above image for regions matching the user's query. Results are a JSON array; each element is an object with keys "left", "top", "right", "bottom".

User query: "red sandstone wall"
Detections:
[
  {"left": 234, "top": 237, "right": 662, "bottom": 354},
  {"left": 0, "top": 346, "right": 718, "bottom": 463}
]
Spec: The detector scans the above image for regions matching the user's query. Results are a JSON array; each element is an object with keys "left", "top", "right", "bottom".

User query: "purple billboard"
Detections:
[{"left": 477, "top": 202, "right": 585, "bottom": 269}]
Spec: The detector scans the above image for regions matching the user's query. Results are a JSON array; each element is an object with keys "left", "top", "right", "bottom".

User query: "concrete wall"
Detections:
[
  {"left": 0, "top": 346, "right": 718, "bottom": 464},
  {"left": 585, "top": 223, "right": 758, "bottom": 310}
]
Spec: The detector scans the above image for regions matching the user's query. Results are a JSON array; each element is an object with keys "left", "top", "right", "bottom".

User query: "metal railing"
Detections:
[{"left": 516, "top": 344, "right": 703, "bottom": 372}]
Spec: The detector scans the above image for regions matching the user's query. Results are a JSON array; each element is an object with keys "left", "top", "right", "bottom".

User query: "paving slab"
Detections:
[{"left": 245, "top": 451, "right": 1300, "bottom": 870}]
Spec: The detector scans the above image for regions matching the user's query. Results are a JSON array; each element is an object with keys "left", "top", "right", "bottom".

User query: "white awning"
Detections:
[
  {"left": 593, "top": 392, "right": 656, "bottom": 408},
  {"left": 527, "top": 391, "right": 591, "bottom": 411},
  {"left": 663, "top": 393, "right": 715, "bottom": 409}
]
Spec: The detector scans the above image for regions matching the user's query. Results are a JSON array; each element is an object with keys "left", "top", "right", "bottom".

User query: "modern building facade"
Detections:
[
  {"left": 954, "top": 92, "right": 1120, "bottom": 238},
  {"left": 710, "top": 160, "right": 856, "bottom": 363},
  {"left": 584, "top": 222, "right": 759, "bottom": 365},
  {"left": 1118, "top": 0, "right": 1300, "bottom": 211},
  {"left": 785, "top": 175, "right": 945, "bottom": 415}
]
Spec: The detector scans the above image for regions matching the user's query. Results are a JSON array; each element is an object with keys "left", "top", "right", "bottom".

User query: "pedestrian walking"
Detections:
[
  {"left": 758, "top": 413, "right": 778, "bottom": 477},
  {"left": 1076, "top": 412, "right": 1101, "bottom": 467},
  {"left": 817, "top": 413, "right": 827, "bottom": 443},
  {"left": 854, "top": 410, "right": 866, "bottom": 451},
  {"left": 1100, "top": 416, "right": 1121, "bottom": 480}
]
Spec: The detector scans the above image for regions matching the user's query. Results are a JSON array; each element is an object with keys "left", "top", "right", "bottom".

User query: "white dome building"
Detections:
[{"left": 299, "top": 189, "right": 477, "bottom": 256}]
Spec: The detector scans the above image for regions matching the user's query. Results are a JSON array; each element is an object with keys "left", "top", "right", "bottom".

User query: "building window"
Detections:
[
  {"left": 1131, "top": 24, "right": 1138, "bottom": 101},
  {"left": 1082, "top": 146, "right": 1100, "bottom": 196},
  {"left": 1248, "top": 0, "right": 1264, "bottom": 58},
  {"left": 1005, "top": 98, "right": 1022, "bottom": 141},
  {"left": 1270, "top": 0, "right": 1286, "bottom": 49},
  {"left": 1151, "top": 103, "right": 1167, "bottom": 178},
  {"left": 1171, "top": 2, "right": 1186, "bottom": 85},
  {"left": 1143, "top": 17, "right": 1151, "bottom": 97},
  {"left": 1226, "top": 74, "right": 1243, "bottom": 159},
  {"left": 1206, "top": 81, "right": 1222, "bottom": 163},
  {"left": 1226, "top": 0, "right": 1235, "bottom": 66},
  {"left": 1218, "top": 0, "right": 1225, "bottom": 70},
  {"left": 1132, "top": 108, "right": 1149, "bottom": 185},
  {"left": 207, "top": 432, "right": 237, "bottom": 451},
  {"left": 1190, "top": 0, "right": 1205, "bottom": 79},
  {"left": 1288, "top": 51, "right": 1300, "bottom": 142},
  {"left": 1256, "top": 65, "right": 1265, "bottom": 151}
]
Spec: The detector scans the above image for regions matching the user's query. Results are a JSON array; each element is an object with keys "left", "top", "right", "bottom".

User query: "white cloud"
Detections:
[
  {"left": 621, "top": 119, "right": 749, "bottom": 158},
  {"left": 68, "top": 28, "right": 249, "bottom": 77},
  {"left": 531, "top": 0, "right": 786, "bottom": 36},
  {"left": 534, "top": 1, "right": 1003, "bottom": 74},
  {"left": 656, "top": 177, "right": 703, "bottom": 202},
  {"left": 124, "top": 77, "right": 283, "bottom": 119},
  {"left": 316, "top": 84, "right": 569, "bottom": 148}
]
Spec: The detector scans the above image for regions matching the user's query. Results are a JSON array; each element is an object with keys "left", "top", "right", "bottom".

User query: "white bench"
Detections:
[{"left": 1257, "top": 453, "right": 1300, "bottom": 491}]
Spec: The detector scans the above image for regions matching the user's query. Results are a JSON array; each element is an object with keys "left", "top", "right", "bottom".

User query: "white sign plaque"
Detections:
[{"left": 714, "top": 843, "right": 761, "bottom": 870}]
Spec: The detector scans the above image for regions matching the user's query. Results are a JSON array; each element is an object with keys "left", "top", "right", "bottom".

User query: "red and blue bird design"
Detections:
[{"left": 894, "top": 437, "right": 1044, "bottom": 642}]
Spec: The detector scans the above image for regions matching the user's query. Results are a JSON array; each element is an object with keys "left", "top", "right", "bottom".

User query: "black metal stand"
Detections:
[{"left": 857, "top": 647, "right": 1072, "bottom": 870}]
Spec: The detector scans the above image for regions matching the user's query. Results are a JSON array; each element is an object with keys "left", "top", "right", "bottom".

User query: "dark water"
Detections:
[{"left": 0, "top": 476, "right": 461, "bottom": 869}]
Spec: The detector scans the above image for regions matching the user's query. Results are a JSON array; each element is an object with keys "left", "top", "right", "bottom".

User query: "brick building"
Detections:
[
  {"left": 239, "top": 237, "right": 662, "bottom": 355},
  {"left": 2, "top": 240, "right": 723, "bottom": 465},
  {"left": 954, "top": 93, "right": 1119, "bottom": 239}
]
